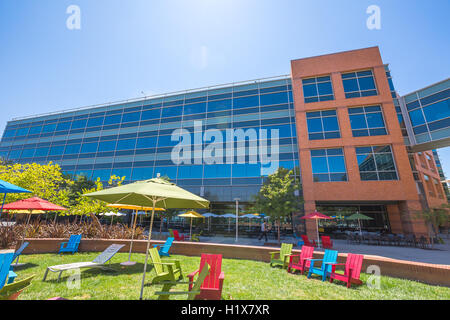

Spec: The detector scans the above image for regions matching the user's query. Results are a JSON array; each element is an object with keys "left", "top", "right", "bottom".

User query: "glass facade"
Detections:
[
  {"left": 403, "top": 79, "right": 450, "bottom": 145},
  {"left": 311, "top": 148, "right": 347, "bottom": 182},
  {"left": 302, "top": 76, "right": 334, "bottom": 103},
  {"left": 356, "top": 145, "right": 398, "bottom": 181},
  {"left": 0, "top": 77, "right": 300, "bottom": 203},
  {"left": 348, "top": 105, "right": 387, "bottom": 137},
  {"left": 342, "top": 70, "right": 378, "bottom": 99},
  {"left": 306, "top": 110, "right": 340, "bottom": 140}
]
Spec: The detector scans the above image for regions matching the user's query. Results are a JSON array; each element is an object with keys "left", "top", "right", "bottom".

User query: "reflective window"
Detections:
[
  {"left": 49, "top": 145, "right": 65, "bottom": 156},
  {"left": 56, "top": 122, "right": 71, "bottom": 131},
  {"left": 260, "top": 92, "right": 288, "bottom": 106},
  {"left": 64, "top": 144, "right": 81, "bottom": 155},
  {"left": 29, "top": 126, "right": 42, "bottom": 135},
  {"left": 34, "top": 147, "right": 49, "bottom": 157},
  {"left": 21, "top": 148, "right": 35, "bottom": 158},
  {"left": 349, "top": 105, "right": 387, "bottom": 137},
  {"left": 356, "top": 145, "right": 398, "bottom": 181},
  {"left": 311, "top": 148, "right": 347, "bottom": 182},
  {"left": 87, "top": 117, "right": 104, "bottom": 127},
  {"left": 132, "top": 167, "right": 153, "bottom": 181},
  {"left": 98, "top": 140, "right": 117, "bottom": 152},
  {"left": 80, "top": 142, "right": 98, "bottom": 154},
  {"left": 233, "top": 96, "right": 258, "bottom": 110},
  {"left": 71, "top": 119, "right": 87, "bottom": 130},
  {"left": 342, "top": 70, "right": 378, "bottom": 99},
  {"left": 42, "top": 123, "right": 57, "bottom": 133},
  {"left": 104, "top": 114, "right": 122, "bottom": 125},
  {"left": 307, "top": 110, "right": 340, "bottom": 140},
  {"left": 116, "top": 139, "right": 136, "bottom": 151},
  {"left": 122, "top": 112, "right": 140, "bottom": 123},
  {"left": 302, "top": 76, "right": 334, "bottom": 103},
  {"left": 136, "top": 137, "right": 157, "bottom": 149}
]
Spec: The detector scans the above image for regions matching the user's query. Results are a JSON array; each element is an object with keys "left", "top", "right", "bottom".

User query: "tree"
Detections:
[
  {"left": 252, "top": 167, "right": 303, "bottom": 243},
  {"left": 415, "top": 203, "right": 450, "bottom": 246},
  {"left": 0, "top": 161, "right": 71, "bottom": 208}
]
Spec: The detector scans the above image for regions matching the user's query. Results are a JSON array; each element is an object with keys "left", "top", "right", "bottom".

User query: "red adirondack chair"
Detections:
[
  {"left": 327, "top": 253, "right": 364, "bottom": 288},
  {"left": 187, "top": 254, "right": 225, "bottom": 300},
  {"left": 321, "top": 236, "right": 333, "bottom": 249},
  {"left": 287, "top": 245, "right": 314, "bottom": 274},
  {"left": 301, "top": 235, "right": 317, "bottom": 247},
  {"left": 173, "top": 230, "right": 189, "bottom": 241}
]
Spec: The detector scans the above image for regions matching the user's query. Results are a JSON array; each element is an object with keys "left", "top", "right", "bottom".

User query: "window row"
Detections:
[
  {"left": 302, "top": 69, "right": 378, "bottom": 104},
  {"left": 306, "top": 105, "right": 387, "bottom": 140},
  {"left": 311, "top": 145, "right": 398, "bottom": 182}
]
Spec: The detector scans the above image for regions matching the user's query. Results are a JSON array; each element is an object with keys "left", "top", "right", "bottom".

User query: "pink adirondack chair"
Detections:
[
  {"left": 187, "top": 254, "right": 225, "bottom": 300},
  {"left": 173, "top": 230, "right": 189, "bottom": 241},
  {"left": 287, "top": 245, "right": 314, "bottom": 274},
  {"left": 301, "top": 235, "right": 317, "bottom": 247},
  {"left": 321, "top": 236, "right": 333, "bottom": 249},
  {"left": 327, "top": 253, "right": 364, "bottom": 288}
]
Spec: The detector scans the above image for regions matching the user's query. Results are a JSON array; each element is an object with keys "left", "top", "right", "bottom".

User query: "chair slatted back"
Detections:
[
  {"left": 68, "top": 235, "right": 82, "bottom": 249},
  {"left": 280, "top": 243, "right": 293, "bottom": 257},
  {"left": 199, "top": 254, "right": 222, "bottom": 289},
  {"left": 322, "top": 250, "right": 338, "bottom": 274},
  {"left": 187, "top": 264, "right": 210, "bottom": 300},
  {"left": 0, "top": 251, "right": 14, "bottom": 290},
  {"left": 92, "top": 244, "right": 125, "bottom": 265},
  {"left": 160, "top": 237, "right": 174, "bottom": 255},
  {"left": 345, "top": 253, "right": 364, "bottom": 280},
  {"left": 300, "top": 246, "right": 314, "bottom": 268},
  {"left": 173, "top": 230, "right": 182, "bottom": 241},
  {"left": 301, "top": 235, "right": 313, "bottom": 246},
  {"left": 321, "top": 236, "right": 332, "bottom": 247},
  {"left": 149, "top": 247, "right": 164, "bottom": 275},
  {"left": 12, "top": 242, "right": 29, "bottom": 261}
]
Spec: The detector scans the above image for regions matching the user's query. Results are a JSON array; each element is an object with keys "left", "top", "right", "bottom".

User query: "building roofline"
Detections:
[
  {"left": 10, "top": 74, "right": 291, "bottom": 123},
  {"left": 290, "top": 46, "right": 380, "bottom": 63}
]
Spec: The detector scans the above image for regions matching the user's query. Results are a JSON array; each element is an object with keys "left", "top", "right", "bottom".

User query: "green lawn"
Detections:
[{"left": 11, "top": 252, "right": 450, "bottom": 300}]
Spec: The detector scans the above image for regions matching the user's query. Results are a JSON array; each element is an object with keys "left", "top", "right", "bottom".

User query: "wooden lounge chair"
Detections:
[
  {"left": 321, "top": 236, "right": 333, "bottom": 249},
  {"left": 306, "top": 249, "right": 339, "bottom": 281},
  {"left": 148, "top": 247, "right": 182, "bottom": 284},
  {"left": 155, "top": 264, "right": 210, "bottom": 300},
  {"left": 269, "top": 243, "right": 293, "bottom": 269},
  {"left": 59, "top": 235, "right": 82, "bottom": 254},
  {"left": 152, "top": 237, "right": 174, "bottom": 257},
  {"left": 0, "top": 250, "right": 34, "bottom": 300},
  {"left": 326, "top": 253, "right": 364, "bottom": 288},
  {"left": 10, "top": 241, "right": 29, "bottom": 268},
  {"left": 187, "top": 254, "right": 224, "bottom": 300},
  {"left": 287, "top": 245, "right": 314, "bottom": 275},
  {"left": 43, "top": 244, "right": 125, "bottom": 282}
]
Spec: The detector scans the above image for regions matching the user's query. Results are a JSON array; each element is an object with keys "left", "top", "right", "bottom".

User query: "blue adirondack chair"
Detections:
[
  {"left": 306, "top": 249, "right": 339, "bottom": 281},
  {"left": 59, "top": 235, "right": 82, "bottom": 254},
  {"left": 1, "top": 251, "right": 17, "bottom": 285},
  {"left": 152, "top": 237, "right": 174, "bottom": 257},
  {"left": 9, "top": 241, "right": 29, "bottom": 269}
]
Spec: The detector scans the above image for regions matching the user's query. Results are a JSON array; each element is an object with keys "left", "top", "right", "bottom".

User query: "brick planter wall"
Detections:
[{"left": 21, "top": 238, "right": 450, "bottom": 287}]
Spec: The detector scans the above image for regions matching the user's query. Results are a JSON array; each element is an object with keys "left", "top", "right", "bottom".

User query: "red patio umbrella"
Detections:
[
  {"left": 3, "top": 197, "right": 67, "bottom": 244},
  {"left": 301, "top": 211, "right": 334, "bottom": 248}
]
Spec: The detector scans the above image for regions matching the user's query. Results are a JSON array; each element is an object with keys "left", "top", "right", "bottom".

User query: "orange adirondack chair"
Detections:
[
  {"left": 321, "top": 236, "right": 333, "bottom": 249},
  {"left": 326, "top": 253, "right": 364, "bottom": 288},
  {"left": 187, "top": 254, "right": 225, "bottom": 300},
  {"left": 287, "top": 245, "right": 314, "bottom": 274},
  {"left": 301, "top": 235, "right": 317, "bottom": 247}
]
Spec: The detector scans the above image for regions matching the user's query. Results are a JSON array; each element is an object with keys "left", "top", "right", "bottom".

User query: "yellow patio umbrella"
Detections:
[
  {"left": 106, "top": 204, "right": 165, "bottom": 266},
  {"left": 178, "top": 210, "right": 205, "bottom": 240}
]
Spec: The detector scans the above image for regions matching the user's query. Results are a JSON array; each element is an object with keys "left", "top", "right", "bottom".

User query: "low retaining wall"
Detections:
[{"left": 21, "top": 238, "right": 450, "bottom": 287}]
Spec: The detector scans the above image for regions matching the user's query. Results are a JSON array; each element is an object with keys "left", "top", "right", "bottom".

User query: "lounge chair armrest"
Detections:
[
  {"left": 149, "top": 262, "right": 175, "bottom": 266},
  {"left": 219, "top": 272, "right": 225, "bottom": 280},
  {"left": 187, "top": 269, "right": 200, "bottom": 278},
  {"left": 304, "top": 258, "right": 323, "bottom": 261},
  {"left": 324, "top": 262, "right": 345, "bottom": 266}
]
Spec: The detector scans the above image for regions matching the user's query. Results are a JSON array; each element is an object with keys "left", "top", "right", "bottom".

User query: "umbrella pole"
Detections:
[
  {"left": 316, "top": 219, "right": 320, "bottom": 249},
  {"left": 140, "top": 199, "right": 157, "bottom": 300},
  {"left": 0, "top": 193, "right": 6, "bottom": 214},
  {"left": 190, "top": 217, "right": 193, "bottom": 239},
  {"left": 21, "top": 213, "right": 32, "bottom": 246},
  {"left": 128, "top": 210, "right": 138, "bottom": 262}
]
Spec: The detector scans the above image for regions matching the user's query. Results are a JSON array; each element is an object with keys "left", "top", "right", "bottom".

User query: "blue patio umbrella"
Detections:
[{"left": 0, "top": 180, "right": 32, "bottom": 214}]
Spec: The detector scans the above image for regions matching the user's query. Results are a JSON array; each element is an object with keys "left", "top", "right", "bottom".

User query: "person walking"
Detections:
[{"left": 258, "top": 220, "right": 268, "bottom": 242}]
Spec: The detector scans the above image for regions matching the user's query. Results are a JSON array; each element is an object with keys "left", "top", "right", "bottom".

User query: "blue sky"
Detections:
[{"left": 0, "top": 0, "right": 449, "bottom": 177}]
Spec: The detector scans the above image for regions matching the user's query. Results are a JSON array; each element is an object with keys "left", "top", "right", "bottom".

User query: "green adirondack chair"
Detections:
[
  {"left": 168, "top": 229, "right": 175, "bottom": 238},
  {"left": 269, "top": 243, "right": 293, "bottom": 269},
  {"left": 148, "top": 247, "right": 182, "bottom": 284},
  {"left": 155, "top": 264, "right": 210, "bottom": 300}
]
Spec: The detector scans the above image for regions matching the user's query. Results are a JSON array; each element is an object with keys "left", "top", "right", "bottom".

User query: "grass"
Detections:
[{"left": 11, "top": 252, "right": 450, "bottom": 300}]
